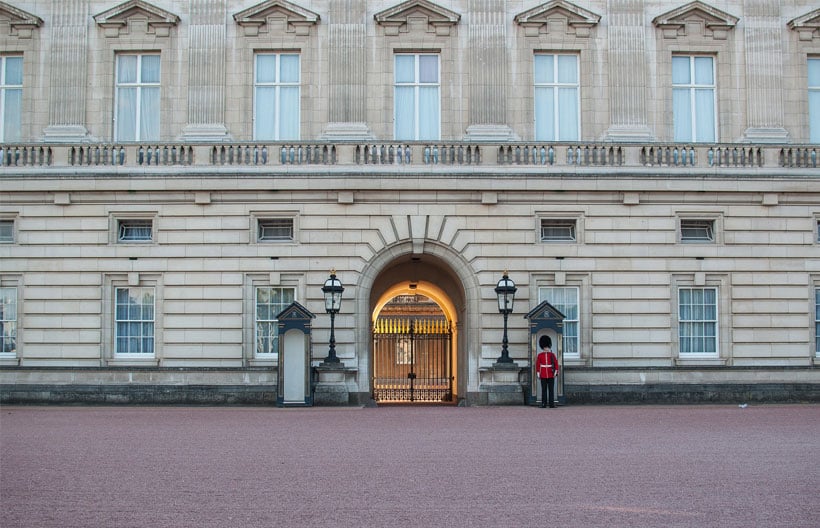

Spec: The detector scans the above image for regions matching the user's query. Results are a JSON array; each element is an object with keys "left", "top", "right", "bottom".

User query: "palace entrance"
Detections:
[{"left": 371, "top": 282, "right": 457, "bottom": 404}]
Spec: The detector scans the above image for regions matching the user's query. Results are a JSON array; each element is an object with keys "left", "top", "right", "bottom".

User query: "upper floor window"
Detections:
[
  {"left": 0, "top": 287, "right": 17, "bottom": 355},
  {"left": 1, "top": 56, "right": 22, "bottom": 143},
  {"left": 254, "top": 53, "right": 300, "bottom": 140},
  {"left": 394, "top": 54, "right": 440, "bottom": 141},
  {"left": 672, "top": 55, "right": 716, "bottom": 142},
  {"left": 534, "top": 54, "right": 579, "bottom": 141},
  {"left": 678, "top": 287, "right": 718, "bottom": 356},
  {"left": 255, "top": 286, "right": 295, "bottom": 356},
  {"left": 115, "top": 287, "right": 155, "bottom": 355},
  {"left": 115, "top": 54, "right": 160, "bottom": 142},
  {"left": 809, "top": 58, "right": 820, "bottom": 144}
]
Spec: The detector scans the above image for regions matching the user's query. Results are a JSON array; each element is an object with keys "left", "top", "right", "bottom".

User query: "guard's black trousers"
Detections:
[{"left": 540, "top": 377, "right": 555, "bottom": 408}]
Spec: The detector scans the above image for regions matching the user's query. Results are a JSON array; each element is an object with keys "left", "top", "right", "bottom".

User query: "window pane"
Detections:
[
  {"left": 534, "top": 86, "right": 554, "bottom": 141},
  {"left": 141, "top": 55, "right": 160, "bottom": 83},
  {"left": 694, "top": 57, "right": 713, "bottom": 85},
  {"left": 672, "top": 56, "right": 690, "bottom": 84},
  {"left": 694, "top": 88, "right": 715, "bottom": 142},
  {"left": 117, "top": 55, "right": 138, "bottom": 84},
  {"left": 673, "top": 88, "right": 692, "bottom": 142},
  {"left": 539, "top": 287, "right": 580, "bottom": 357},
  {"left": 418, "top": 55, "right": 438, "bottom": 83},
  {"left": 140, "top": 86, "right": 161, "bottom": 141},
  {"left": 418, "top": 86, "right": 439, "bottom": 140},
  {"left": 0, "top": 220, "right": 13, "bottom": 242},
  {"left": 256, "top": 54, "right": 277, "bottom": 83},
  {"left": 557, "top": 87, "right": 579, "bottom": 141},
  {"left": 116, "top": 87, "right": 137, "bottom": 141},
  {"left": 3, "top": 89, "right": 22, "bottom": 142},
  {"left": 5, "top": 57, "right": 23, "bottom": 85},
  {"left": 280, "top": 55, "right": 299, "bottom": 83},
  {"left": 394, "top": 86, "right": 415, "bottom": 140},
  {"left": 395, "top": 55, "right": 415, "bottom": 83},
  {"left": 557, "top": 55, "right": 577, "bottom": 84},
  {"left": 810, "top": 91, "right": 820, "bottom": 144},
  {"left": 255, "top": 86, "right": 276, "bottom": 140},
  {"left": 809, "top": 59, "right": 820, "bottom": 86},
  {"left": 279, "top": 86, "right": 299, "bottom": 140},
  {"left": 534, "top": 55, "right": 553, "bottom": 84}
]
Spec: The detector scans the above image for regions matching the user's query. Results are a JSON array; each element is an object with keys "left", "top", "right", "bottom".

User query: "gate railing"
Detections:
[{"left": 372, "top": 317, "right": 452, "bottom": 403}]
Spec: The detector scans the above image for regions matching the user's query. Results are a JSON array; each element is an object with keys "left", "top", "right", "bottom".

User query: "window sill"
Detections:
[
  {"left": 674, "top": 357, "right": 726, "bottom": 366},
  {"left": 109, "top": 357, "right": 159, "bottom": 367},
  {"left": 249, "top": 357, "right": 278, "bottom": 367},
  {"left": 0, "top": 355, "right": 20, "bottom": 366}
]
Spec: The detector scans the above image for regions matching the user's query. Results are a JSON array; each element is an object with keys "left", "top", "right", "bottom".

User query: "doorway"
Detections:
[{"left": 371, "top": 281, "right": 458, "bottom": 404}]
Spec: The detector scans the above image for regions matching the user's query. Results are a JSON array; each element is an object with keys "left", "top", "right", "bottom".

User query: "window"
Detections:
[
  {"left": 680, "top": 219, "right": 714, "bottom": 243},
  {"left": 541, "top": 219, "right": 577, "bottom": 242},
  {"left": 115, "top": 53, "right": 160, "bottom": 141},
  {"left": 678, "top": 287, "right": 718, "bottom": 355},
  {"left": 115, "top": 287, "right": 155, "bottom": 355},
  {"left": 394, "top": 54, "right": 440, "bottom": 140},
  {"left": 809, "top": 58, "right": 820, "bottom": 143},
  {"left": 534, "top": 54, "right": 579, "bottom": 141},
  {"left": 257, "top": 218, "right": 294, "bottom": 242},
  {"left": 0, "top": 219, "right": 13, "bottom": 243},
  {"left": 0, "top": 287, "right": 17, "bottom": 355},
  {"left": 254, "top": 53, "right": 300, "bottom": 140},
  {"left": 539, "top": 287, "right": 579, "bottom": 357},
  {"left": 1, "top": 55, "right": 22, "bottom": 142},
  {"left": 672, "top": 55, "right": 716, "bottom": 142},
  {"left": 117, "top": 219, "right": 153, "bottom": 243},
  {"left": 255, "top": 286, "right": 295, "bottom": 356}
]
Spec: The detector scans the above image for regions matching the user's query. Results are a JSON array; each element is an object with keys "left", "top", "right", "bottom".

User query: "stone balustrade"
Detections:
[{"left": 0, "top": 141, "right": 817, "bottom": 170}]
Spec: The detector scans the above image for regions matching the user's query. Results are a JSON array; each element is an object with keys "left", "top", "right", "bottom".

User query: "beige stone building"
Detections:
[{"left": 1, "top": 0, "right": 819, "bottom": 405}]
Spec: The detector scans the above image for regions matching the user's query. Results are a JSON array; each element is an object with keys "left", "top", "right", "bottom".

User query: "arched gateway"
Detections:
[{"left": 355, "top": 242, "right": 479, "bottom": 405}]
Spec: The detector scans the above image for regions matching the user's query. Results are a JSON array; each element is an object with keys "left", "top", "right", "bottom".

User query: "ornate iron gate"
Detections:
[{"left": 372, "top": 317, "right": 453, "bottom": 403}]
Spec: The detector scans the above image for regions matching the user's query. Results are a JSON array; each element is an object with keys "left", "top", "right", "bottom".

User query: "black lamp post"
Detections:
[
  {"left": 321, "top": 270, "right": 344, "bottom": 364},
  {"left": 494, "top": 271, "right": 517, "bottom": 364}
]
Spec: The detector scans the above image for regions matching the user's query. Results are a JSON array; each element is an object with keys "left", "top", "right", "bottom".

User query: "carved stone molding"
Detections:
[
  {"left": 513, "top": 0, "right": 601, "bottom": 38},
  {"left": 233, "top": 0, "right": 320, "bottom": 37},
  {"left": 0, "top": 1, "right": 43, "bottom": 39},
  {"left": 374, "top": 0, "right": 461, "bottom": 37},
  {"left": 652, "top": 1, "right": 738, "bottom": 40},
  {"left": 93, "top": 0, "right": 180, "bottom": 38},
  {"left": 788, "top": 8, "right": 820, "bottom": 42}
]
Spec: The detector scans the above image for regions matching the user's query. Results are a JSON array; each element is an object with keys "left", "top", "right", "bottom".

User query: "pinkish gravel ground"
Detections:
[{"left": 1, "top": 404, "right": 818, "bottom": 528}]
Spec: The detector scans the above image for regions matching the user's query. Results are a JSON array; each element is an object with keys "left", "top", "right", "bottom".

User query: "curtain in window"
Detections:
[
  {"left": 535, "top": 87, "right": 554, "bottom": 141},
  {"left": 418, "top": 86, "right": 439, "bottom": 140},
  {"left": 255, "top": 86, "right": 276, "bottom": 140},
  {"left": 534, "top": 55, "right": 578, "bottom": 141},
  {"left": 279, "top": 86, "right": 299, "bottom": 140},
  {"left": 558, "top": 87, "right": 578, "bottom": 141},
  {"left": 0, "top": 287, "right": 16, "bottom": 354},
  {"left": 694, "top": 89, "right": 715, "bottom": 142},
  {"left": 255, "top": 287, "right": 295, "bottom": 356},
  {"left": 809, "top": 59, "right": 820, "bottom": 143},
  {"left": 115, "top": 288, "right": 154, "bottom": 354},
  {"left": 3, "top": 57, "right": 22, "bottom": 142},
  {"left": 679, "top": 288, "right": 716, "bottom": 354},
  {"left": 394, "top": 56, "right": 415, "bottom": 140},
  {"left": 140, "top": 56, "right": 160, "bottom": 141}
]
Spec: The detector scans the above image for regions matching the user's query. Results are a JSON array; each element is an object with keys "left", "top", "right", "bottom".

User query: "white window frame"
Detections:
[
  {"left": 117, "top": 219, "right": 153, "bottom": 243},
  {"left": 534, "top": 53, "right": 580, "bottom": 141},
  {"left": 114, "top": 286, "right": 156, "bottom": 357},
  {"left": 0, "top": 285, "right": 17, "bottom": 357},
  {"left": 114, "top": 53, "right": 161, "bottom": 142},
  {"left": 540, "top": 219, "right": 577, "bottom": 242},
  {"left": 677, "top": 287, "right": 719, "bottom": 357},
  {"left": 809, "top": 57, "right": 820, "bottom": 144},
  {"left": 0, "top": 55, "right": 22, "bottom": 143},
  {"left": 538, "top": 286, "right": 580, "bottom": 359},
  {"left": 394, "top": 53, "right": 441, "bottom": 141},
  {"left": 672, "top": 55, "right": 717, "bottom": 142},
  {"left": 815, "top": 288, "right": 820, "bottom": 358},
  {"left": 680, "top": 219, "right": 715, "bottom": 243},
  {"left": 253, "top": 52, "right": 301, "bottom": 140},
  {"left": 257, "top": 218, "right": 294, "bottom": 242},
  {"left": 254, "top": 286, "right": 296, "bottom": 358}
]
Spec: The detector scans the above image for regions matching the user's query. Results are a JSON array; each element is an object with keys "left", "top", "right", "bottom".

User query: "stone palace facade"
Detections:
[{"left": 1, "top": 0, "right": 819, "bottom": 405}]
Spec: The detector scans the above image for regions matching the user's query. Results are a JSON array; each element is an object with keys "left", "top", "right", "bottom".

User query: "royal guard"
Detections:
[{"left": 535, "top": 335, "right": 559, "bottom": 408}]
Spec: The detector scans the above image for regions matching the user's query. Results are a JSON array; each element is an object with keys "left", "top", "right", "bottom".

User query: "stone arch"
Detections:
[{"left": 354, "top": 240, "right": 481, "bottom": 404}]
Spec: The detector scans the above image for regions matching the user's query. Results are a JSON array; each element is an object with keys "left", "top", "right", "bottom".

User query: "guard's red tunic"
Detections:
[{"left": 535, "top": 350, "right": 559, "bottom": 379}]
